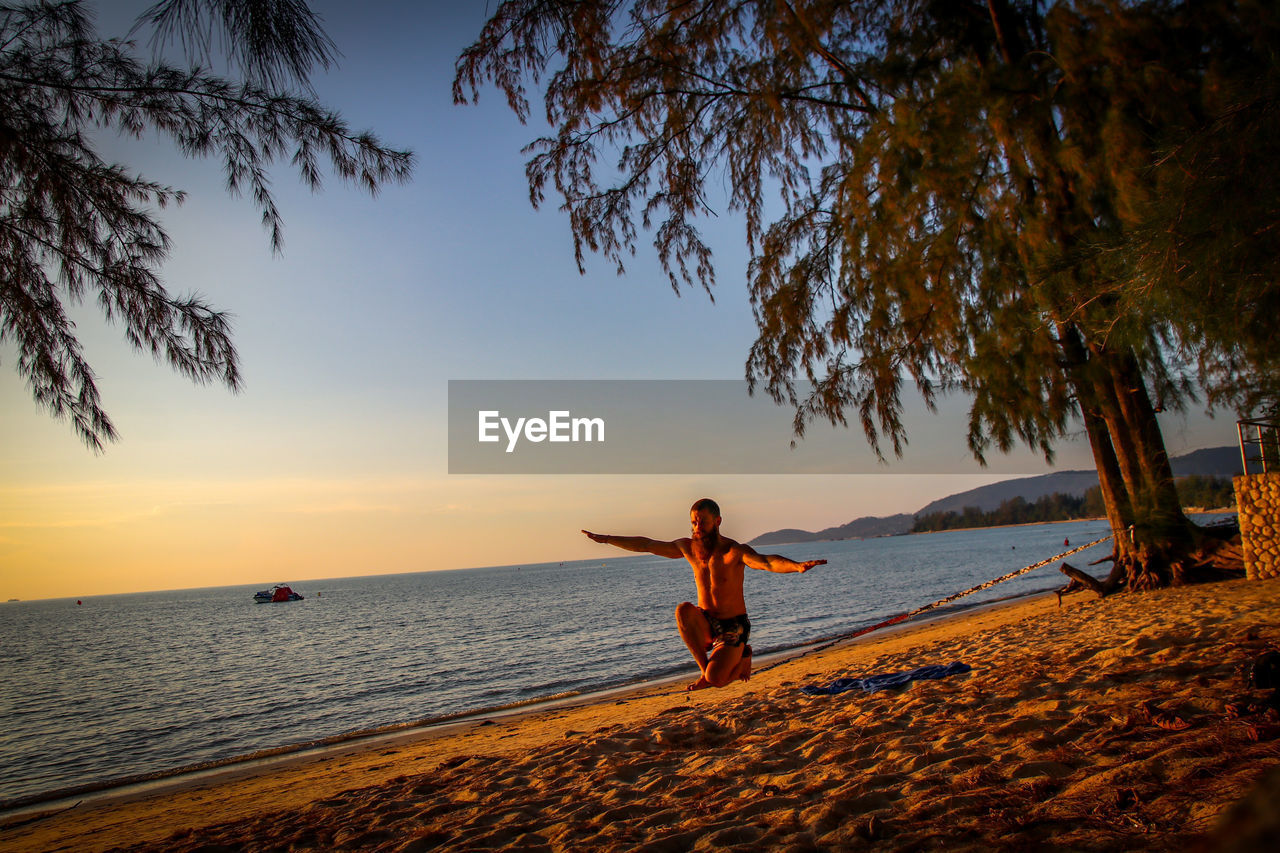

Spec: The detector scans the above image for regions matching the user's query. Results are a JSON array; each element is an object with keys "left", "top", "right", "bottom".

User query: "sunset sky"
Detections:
[{"left": 0, "top": 1, "right": 1226, "bottom": 601}]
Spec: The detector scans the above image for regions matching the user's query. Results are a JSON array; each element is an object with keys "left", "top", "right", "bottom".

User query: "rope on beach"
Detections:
[{"left": 751, "top": 533, "right": 1115, "bottom": 677}]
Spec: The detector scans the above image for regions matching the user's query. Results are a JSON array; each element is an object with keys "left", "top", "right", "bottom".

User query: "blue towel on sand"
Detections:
[{"left": 800, "top": 661, "right": 972, "bottom": 696}]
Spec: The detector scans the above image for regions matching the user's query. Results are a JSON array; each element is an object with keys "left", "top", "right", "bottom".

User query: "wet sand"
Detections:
[{"left": 4, "top": 577, "right": 1279, "bottom": 852}]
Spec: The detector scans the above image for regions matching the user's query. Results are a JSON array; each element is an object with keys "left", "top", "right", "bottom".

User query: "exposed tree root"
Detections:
[{"left": 1057, "top": 519, "right": 1245, "bottom": 604}]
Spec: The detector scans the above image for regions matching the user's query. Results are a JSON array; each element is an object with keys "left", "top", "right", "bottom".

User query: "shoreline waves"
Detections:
[
  {"left": 0, "top": 587, "right": 1040, "bottom": 817},
  {"left": 2, "top": 519, "right": 1132, "bottom": 810},
  {"left": 4, "top": 576, "right": 1278, "bottom": 852}
]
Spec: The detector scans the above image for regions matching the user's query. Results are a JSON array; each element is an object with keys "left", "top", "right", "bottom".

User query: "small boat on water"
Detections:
[{"left": 253, "top": 584, "right": 304, "bottom": 603}]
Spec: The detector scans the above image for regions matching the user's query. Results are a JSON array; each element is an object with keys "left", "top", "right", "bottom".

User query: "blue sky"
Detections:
[{"left": 0, "top": 1, "right": 1227, "bottom": 599}]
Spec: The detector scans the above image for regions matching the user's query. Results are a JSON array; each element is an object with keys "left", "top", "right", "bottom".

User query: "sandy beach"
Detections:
[{"left": 4, "top": 576, "right": 1279, "bottom": 852}]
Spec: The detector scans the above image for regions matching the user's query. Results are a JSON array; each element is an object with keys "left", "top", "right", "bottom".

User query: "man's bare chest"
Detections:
[{"left": 690, "top": 556, "right": 742, "bottom": 588}]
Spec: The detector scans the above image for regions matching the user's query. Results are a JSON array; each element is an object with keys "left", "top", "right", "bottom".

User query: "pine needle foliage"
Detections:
[
  {"left": 455, "top": 0, "right": 1277, "bottom": 456},
  {"left": 134, "top": 0, "right": 337, "bottom": 89},
  {"left": 0, "top": 0, "right": 413, "bottom": 450},
  {"left": 458, "top": 0, "right": 1276, "bottom": 584}
]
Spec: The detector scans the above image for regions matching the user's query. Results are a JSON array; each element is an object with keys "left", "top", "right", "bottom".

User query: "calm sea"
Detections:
[{"left": 0, "top": 518, "right": 1147, "bottom": 807}]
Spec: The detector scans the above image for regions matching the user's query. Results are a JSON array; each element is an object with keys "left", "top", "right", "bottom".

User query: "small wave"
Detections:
[{"left": 492, "top": 690, "right": 582, "bottom": 709}]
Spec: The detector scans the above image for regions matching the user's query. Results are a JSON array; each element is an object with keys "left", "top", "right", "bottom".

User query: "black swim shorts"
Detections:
[{"left": 700, "top": 608, "right": 751, "bottom": 648}]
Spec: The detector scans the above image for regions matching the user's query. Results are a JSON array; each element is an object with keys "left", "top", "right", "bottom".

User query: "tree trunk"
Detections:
[
  {"left": 1057, "top": 322, "right": 1134, "bottom": 542},
  {"left": 1094, "top": 345, "right": 1199, "bottom": 587},
  {"left": 1091, "top": 365, "right": 1150, "bottom": 516},
  {"left": 1073, "top": 368, "right": 1135, "bottom": 536},
  {"left": 1109, "top": 349, "right": 1191, "bottom": 536},
  {"left": 1057, "top": 328, "right": 1235, "bottom": 595}
]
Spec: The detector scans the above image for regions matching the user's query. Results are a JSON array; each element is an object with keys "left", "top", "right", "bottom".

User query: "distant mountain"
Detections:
[
  {"left": 914, "top": 470, "right": 1101, "bottom": 518},
  {"left": 751, "top": 514, "right": 915, "bottom": 546},
  {"left": 1168, "top": 445, "right": 1243, "bottom": 477},
  {"left": 915, "top": 445, "right": 1242, "bottom": 516},
  {"left": 748, "top": 445, "right": 1241, "bottom": 545}
]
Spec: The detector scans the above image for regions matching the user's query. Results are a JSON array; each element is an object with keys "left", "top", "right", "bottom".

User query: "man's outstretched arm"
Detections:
[
  {"left": 741, "top": 545, "right": 826, "bottom": 574},
  {"left": 582, "top": 530, "right": 684, "bottom": 559}
]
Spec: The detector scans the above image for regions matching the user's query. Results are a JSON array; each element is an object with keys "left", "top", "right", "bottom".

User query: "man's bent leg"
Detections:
[
  {"left": 694, "top": 642, "right": 745, "bottom": 690},
  {"left": 734, "top": 645, "right": 752, "bottom": 683},
  {"left": 675, "top": 602, "right": 712, "bottom": 677}
]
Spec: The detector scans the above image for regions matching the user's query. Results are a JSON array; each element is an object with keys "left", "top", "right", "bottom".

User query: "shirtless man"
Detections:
[{"left": 582, "top": 498, "right": 826, "bottom": 690}]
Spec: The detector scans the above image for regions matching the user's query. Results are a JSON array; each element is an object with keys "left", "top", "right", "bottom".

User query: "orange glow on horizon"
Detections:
[{"left": 0, "top": 472, "right": 998, "bottom": 601}]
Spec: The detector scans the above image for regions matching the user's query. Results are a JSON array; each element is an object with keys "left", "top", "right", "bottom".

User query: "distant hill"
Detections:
[
  {"left": 1168, "top": 445, "right": 1243, "bottom": 477},
  {"left": 918, "top": 447, "right": 1242, "bottom": 517},
  {"left": 748, "top": 445, "right": 1241, "bottom": 545},
  {"left": 751, "top": 514, "right": 915, "bottom": 546},
  {"left": 914, "top": 470, "right": 1102, "bottom": 518}
]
